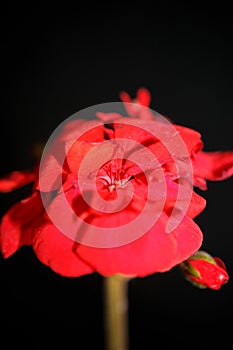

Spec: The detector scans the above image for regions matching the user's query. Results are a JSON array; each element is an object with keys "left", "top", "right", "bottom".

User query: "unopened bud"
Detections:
[{"left": 180, "top": 250, "right": 229, "bottom": 290}]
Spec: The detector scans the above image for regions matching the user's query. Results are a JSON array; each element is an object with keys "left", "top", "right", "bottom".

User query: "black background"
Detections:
[{"left": 1, "top": 4, "right": 233, "bottom": 349}]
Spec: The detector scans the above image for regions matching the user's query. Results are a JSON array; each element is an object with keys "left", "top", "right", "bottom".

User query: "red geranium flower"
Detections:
[{"left": 0, "top": 88, "right": 232, "bottom": 279}]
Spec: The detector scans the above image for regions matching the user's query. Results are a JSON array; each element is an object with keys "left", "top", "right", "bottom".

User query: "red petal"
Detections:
[
  {"left": 0, "top": 192, "right": 43, "bottom": 258},
  {"left": 113, "top": 120, "right": 156, "bottom": 145},
  {"left": 74, "top": 122, "right": 105, "bottom": 143},
  {"left": 187, "top": 191, "right": 207, "bottom": 218},
  {"left": 164, "top": 176, "right": 207, "bottom": 219},
  {"left": 65, "top": 141, "right": 94, "bottom": 174},
  {"left": 0, "top": 170, "right": 35, "bottom": 193},
  {"left": 77, "top": 213, "right": 203, "bottom": 277},
  {"left": 174, "top": 125, "right": 203, "bottom": 155},
  {"left": 192, "top": 176, "right": 207, "bottom": 191},
  {"left": 65, "top": 141, "right": 121, "bottom": 194},
  {"left": 119, "top": 90, "right": 154, "bottom": 119},
  {"left": 119, "top": 88, "right": 151, "bottom": 107},
  {"left": 55, "top": 119, "right": 104, "bottom": 143},
  {"left": 193, "top": 151, "right": 233, "bottom": 184},
  {"left": 37, "top": 132, "right": 69, "bottom": 192},
  {"left": 38, "top": 120, "right": 104, "bottom": 192},
  {"left": 119, "top": 91, "right": 132, "bottom": 104},
  {"left": 137, "top": 87, "right": 151, "bottom": 107},
  {"left": 37, "top": 154, "right": 64, "bottom": 192},
  {"left": 146, "top": 123, "right": 202, "bottom": 164},
  {"left": 171, "top": 217, "right": 203, "bottom": 264},
  {"left": 32, "top": 222, "right": 94, "bottom": 277}
]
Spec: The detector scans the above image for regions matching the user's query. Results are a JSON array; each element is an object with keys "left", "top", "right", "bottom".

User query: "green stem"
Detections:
[{"left": 104, "top": 274, "right": 130, "bottom": 350}]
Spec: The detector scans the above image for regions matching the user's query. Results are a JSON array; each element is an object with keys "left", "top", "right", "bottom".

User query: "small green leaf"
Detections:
[
  {"left": 190, "top": 250, "right": 216, "bottom": 264},
  {"left": 180, "top": 262, "right": 201, "bottom": 278}
]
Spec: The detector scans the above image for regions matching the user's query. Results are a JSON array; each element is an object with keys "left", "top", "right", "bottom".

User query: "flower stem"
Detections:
[{"left": 104, "top": 274, "right": 130, "bottom": 350}]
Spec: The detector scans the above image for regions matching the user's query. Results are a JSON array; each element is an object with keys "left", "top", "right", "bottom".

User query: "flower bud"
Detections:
[{"left": 180, "top": 250, "right": 229, "bottom": 290}]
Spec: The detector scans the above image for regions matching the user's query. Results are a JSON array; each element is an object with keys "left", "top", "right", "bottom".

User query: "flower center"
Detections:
[{"left": 97, "top": 160, "right": 132, "bottom": 193}]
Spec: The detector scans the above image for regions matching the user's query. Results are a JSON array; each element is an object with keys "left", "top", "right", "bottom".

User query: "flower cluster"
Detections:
[{"left": 0, "top": 88, "right": 232, "bottom": 288}]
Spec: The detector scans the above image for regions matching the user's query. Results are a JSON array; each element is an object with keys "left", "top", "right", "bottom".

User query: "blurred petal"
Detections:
[
  {"left": 193, "top": 151, "right": 233, "bottom": 186},
  {"left": 0, "top": 192, "right": 43, "bottom": 258},
  {"left": 119, "top": 87, "right": 151, "bottom": 107},
  {"left": 136, "top": 87, "right": 151, "bottom": 107},
  {"left": 119, "top": 88, "right": 153, "bottom": 119},
  {"left": 0, "top": 170, "right": 35, "bottom": 193}
]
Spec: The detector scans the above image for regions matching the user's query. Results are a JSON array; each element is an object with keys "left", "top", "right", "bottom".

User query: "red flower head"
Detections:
[
  {"left": 0, "top": 88, "right": 232, "bottom": 280},
  {"left": 180, "top": 250, "right": 229, "bottom": 290}
]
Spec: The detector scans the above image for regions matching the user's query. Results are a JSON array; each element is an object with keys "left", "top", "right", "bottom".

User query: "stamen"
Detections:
[{"left": 96, "top": 160, "right": 132, "bottom": 193}]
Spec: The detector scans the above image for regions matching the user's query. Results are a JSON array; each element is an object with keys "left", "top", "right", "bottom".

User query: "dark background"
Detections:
[{"left": 1, "top": 4, "right": 233, "bottom": 349}]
